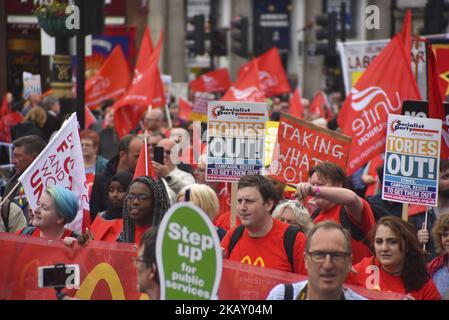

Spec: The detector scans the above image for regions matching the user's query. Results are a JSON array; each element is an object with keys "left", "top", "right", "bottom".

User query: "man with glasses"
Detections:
[
  {"left": 267, "top": 221, "right": 366, "bottom": 300},
  {"left": 134, "top": 227, "right": 161, "bottom": 300},
  {"left": 152, "top": 139, "right": 195, "bottom": 195}
]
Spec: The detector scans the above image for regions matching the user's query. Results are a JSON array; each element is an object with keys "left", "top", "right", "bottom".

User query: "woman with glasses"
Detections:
[
  {"left": 117, "top": 176, "right": 170, "bottom": 244},
  {"left": 90, "top": 171, "right": 133, "bottom": 241},
  {"left": 427, "top": 212, "right": 449, "bottom": 299},
  {"left": 273, "top": 200, "right": 312, "bottom": 233},
  {"left": 348, "top": 216, "right": 440, "bottom": 300}
]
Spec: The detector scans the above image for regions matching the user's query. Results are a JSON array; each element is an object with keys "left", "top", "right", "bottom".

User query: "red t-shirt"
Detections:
[
  {"left": 90, "top": 216, "right": 123, "bottom": 242},
  {"left": 349, "top": 257, "right": 441, "bottom": 300},
  {"left": 220, "top": 218, "right": 307, "bottom": 274},
  {"left": 16, "top": 227, "right": 75, "bottom": 239},
  {"left": 313, "top": 198, "right": 375, "bottom": 264},
  {"left": 134, "top": 224, "right": 151, "bottom": 245},
  {"left": 214, "top": 210, "right": 241, "bottom": 231}
]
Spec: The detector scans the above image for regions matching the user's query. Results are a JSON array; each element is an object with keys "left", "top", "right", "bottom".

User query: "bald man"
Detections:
[
  {"left": 144, "top": 109, "right": 164, "bottom": 133},
  {"left": 152, "top": 139, "right": 195, "bottom": 196}
]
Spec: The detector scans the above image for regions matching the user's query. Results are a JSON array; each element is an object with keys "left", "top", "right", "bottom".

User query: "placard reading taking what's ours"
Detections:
[{"left": 382, "top": 114, "right": 442, "bottom": 206}]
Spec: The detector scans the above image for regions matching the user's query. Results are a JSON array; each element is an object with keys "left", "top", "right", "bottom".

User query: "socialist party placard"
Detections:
[
  {"left": 206, "top": 101, "right": 268, "bottom": 182},
  {"left": 382, "top": 114, "right": 442, "bottom": 206}
]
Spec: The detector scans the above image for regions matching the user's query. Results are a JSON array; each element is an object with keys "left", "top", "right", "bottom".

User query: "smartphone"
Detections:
[
  {"left": 154, "top": 146, "right": 165, "bottom": 164},
  {"left": 37, "top": 264, "right": 80, "bottom": 289}
]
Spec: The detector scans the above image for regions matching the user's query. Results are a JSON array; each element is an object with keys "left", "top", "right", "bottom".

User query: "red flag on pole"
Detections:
[
  {"left": 309, "top": 91, "right": 331, "bottom": 121},
  {"left": 427, "top": 43, "right": 449, "bottom": 159},
  {"left": 257, "top": 47, "right": 291, "bottom": 97},
  {"left": 84, "top": 106, "right": 96, "bottom": 129},
  {"left": 337, "top": 34, "right": 421, "bottom": 176},
  {"left": 236, "top": 47, "right": 290, "bottom": 97},
  {"left": 288, "top": 87, "right": 304, "bottom": 119},
  {"left": 178, "top": 97, "right": 192, "bottom": 122},
  {"left": 134, "top": 136, "right": 156, "bottom": 179},
  {"left": 0, "top": 94, "right": 10, "bottom": 117},
  {"left": 85, "top": 45, "right": 131, "bottom": 110},
  {"left": 135, "top": 27, "right": 154, "bottom": 74},
  {"left": 222, "top": 60, "right": 266, "bottom": 102},
  {"left": 189, "top": 68, "right": 232, "bottom": 93},
  {"left": 113, "top": 32, "right": 165, "bottom": 138}
]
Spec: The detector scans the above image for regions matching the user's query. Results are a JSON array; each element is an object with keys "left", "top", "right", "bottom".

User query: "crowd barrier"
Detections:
[{"left": 0, "top": 233, "right": 404, "bottom": 300}]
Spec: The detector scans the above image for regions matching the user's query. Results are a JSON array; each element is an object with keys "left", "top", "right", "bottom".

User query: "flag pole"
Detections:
[
  {"left": 423, "top": 207, "right": 429, "bottom": 251},
  {"left": 144, "top": 130, "right": 149, "bottom": 176},
  {"left": 413, "top": 33, "right": 420, "bottom": 80},
  {"left": 165, "top": 104, "right": 172, "bottom": 129},
  {"left": 0, "top": 181, "right": 20, "bottom": 207}
]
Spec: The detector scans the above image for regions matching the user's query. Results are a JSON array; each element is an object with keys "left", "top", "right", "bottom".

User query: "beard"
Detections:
[{"left": 439, "top": 188, "right": 449, "bottom": 199}]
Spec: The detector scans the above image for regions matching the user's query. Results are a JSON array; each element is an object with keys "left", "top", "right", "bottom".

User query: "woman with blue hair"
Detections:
[{"left": 17, "top": 186, "right": 79, "bottom": 239}]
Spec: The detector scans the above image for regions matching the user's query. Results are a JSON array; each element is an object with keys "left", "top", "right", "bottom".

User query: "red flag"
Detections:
[
  {"left": 113, "top": 33, "right": 165, "bottom": 138},
  {"left": 84, "top": 106, "right": 96, "bottom": 129},
  {"left": 257, "top": 47, "right": 291, "bottom": 97},
  {"left": 222, "top": 60, "right": 265, "bottom": 102},
  {"left": 288, "top": 87, "right": 304, "bottom": 119},
  {"left": 430, "top": 43, "right": 449, "bottom": 99},
  {"left": 237, "top": 48, "right": 290, "bottom": 97},
  {"left": 178, "top": 97, "right": 192, "bottom": 122},
  {"left": 135, "top": 27, "right": 154, "bottom": 74},
  {"left": 337, "top": 34, "right": 421, "bottom": 176},
  {"left": 0, "top": 95, "right": 10, "bottom": 117},
  {"left": 427, "top": 44, "right": 449, "bottom": 159},
  {"left": 134, "top": 138, "right": 156, "bottom": 179},
  {"left": 189, "top": 68, "right": 232, "bottom": 93},
  {"left": 309, "top": 91, "right": 331, "bottom": 121},
  {"left": 85, "top": 45, "right": 131, "bottom": 109}
]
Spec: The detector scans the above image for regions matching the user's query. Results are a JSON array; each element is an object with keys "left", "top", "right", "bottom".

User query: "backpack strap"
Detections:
[
  {"left": 20, "top": 226, "right": 36, "bottom": 236},
  {"left": 339, "top": 206, "right": 370, "bottom": 247},
  {"left": 1, "top": 198, "right": 11, "bottom": 232},
  {"left": 283, "top": 225, "right": 301, "bottom": 273},
  {"left": 227, "top": 225, "right": 245, "bottom": 256},
  {"left": 311, "top": 208, "right": 321, "bottom": 220},
  {"left": 284, "top": 283, "right": 294, "bottom": 300}
]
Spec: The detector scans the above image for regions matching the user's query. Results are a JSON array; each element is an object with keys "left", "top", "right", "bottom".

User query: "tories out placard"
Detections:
[
  {"left": 382, "top": 114, "right": 442, "bottom": 206},
  {"left": 270, "top": 113, "right": 352, "bottom": 185},
  {"left": 206, "top": 101, "right": 268, "bottom": 182}
]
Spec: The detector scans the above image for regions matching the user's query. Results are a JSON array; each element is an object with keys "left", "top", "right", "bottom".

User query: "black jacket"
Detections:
[{"left": 89, "top": 155, "right": 120, "bottom": 221}]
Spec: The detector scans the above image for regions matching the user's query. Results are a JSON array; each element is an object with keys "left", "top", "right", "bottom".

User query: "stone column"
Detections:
[
  {"left": 303, "top": 0, "right": 325, "bottom": 98},
  {"left": 165, "top": 0, "right": 186, "bottom": 82}
]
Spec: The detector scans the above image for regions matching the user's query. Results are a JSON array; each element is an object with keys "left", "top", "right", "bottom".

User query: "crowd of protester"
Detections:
[{"left": 1, "top": 90, "right": 448, "bottom": 301}]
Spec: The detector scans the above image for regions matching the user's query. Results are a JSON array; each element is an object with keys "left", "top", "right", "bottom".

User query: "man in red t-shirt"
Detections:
[
  {"left": 296, "top": 162, "right": 375, "bottom": 264},
  {"left": 221, "top": 175, "right": 307, "bottom": 274}
]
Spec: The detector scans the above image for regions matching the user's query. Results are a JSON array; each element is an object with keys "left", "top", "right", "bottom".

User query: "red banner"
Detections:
[
  {"left": 337, "top": 35, "right": 421, "bottom": 176},
  {"left": 0, "top": 234, "right": 404, "bottom": 300},
  {"left": 270, "top": 113, "right": 352, "bottom": 185}
]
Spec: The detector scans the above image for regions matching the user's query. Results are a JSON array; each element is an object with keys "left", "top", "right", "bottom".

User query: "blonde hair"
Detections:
[
  {"left": 273, "top": 200, "right": 312, "bottom": 233},
  {"left": 24, "top": 106, "right": 47, "bottom": 127},
  {"left": 177, "top": 184, "right": 219, "bottom": 220},
  {"left": 432, "top": 212, "right": 449, "bottom": 255}
]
